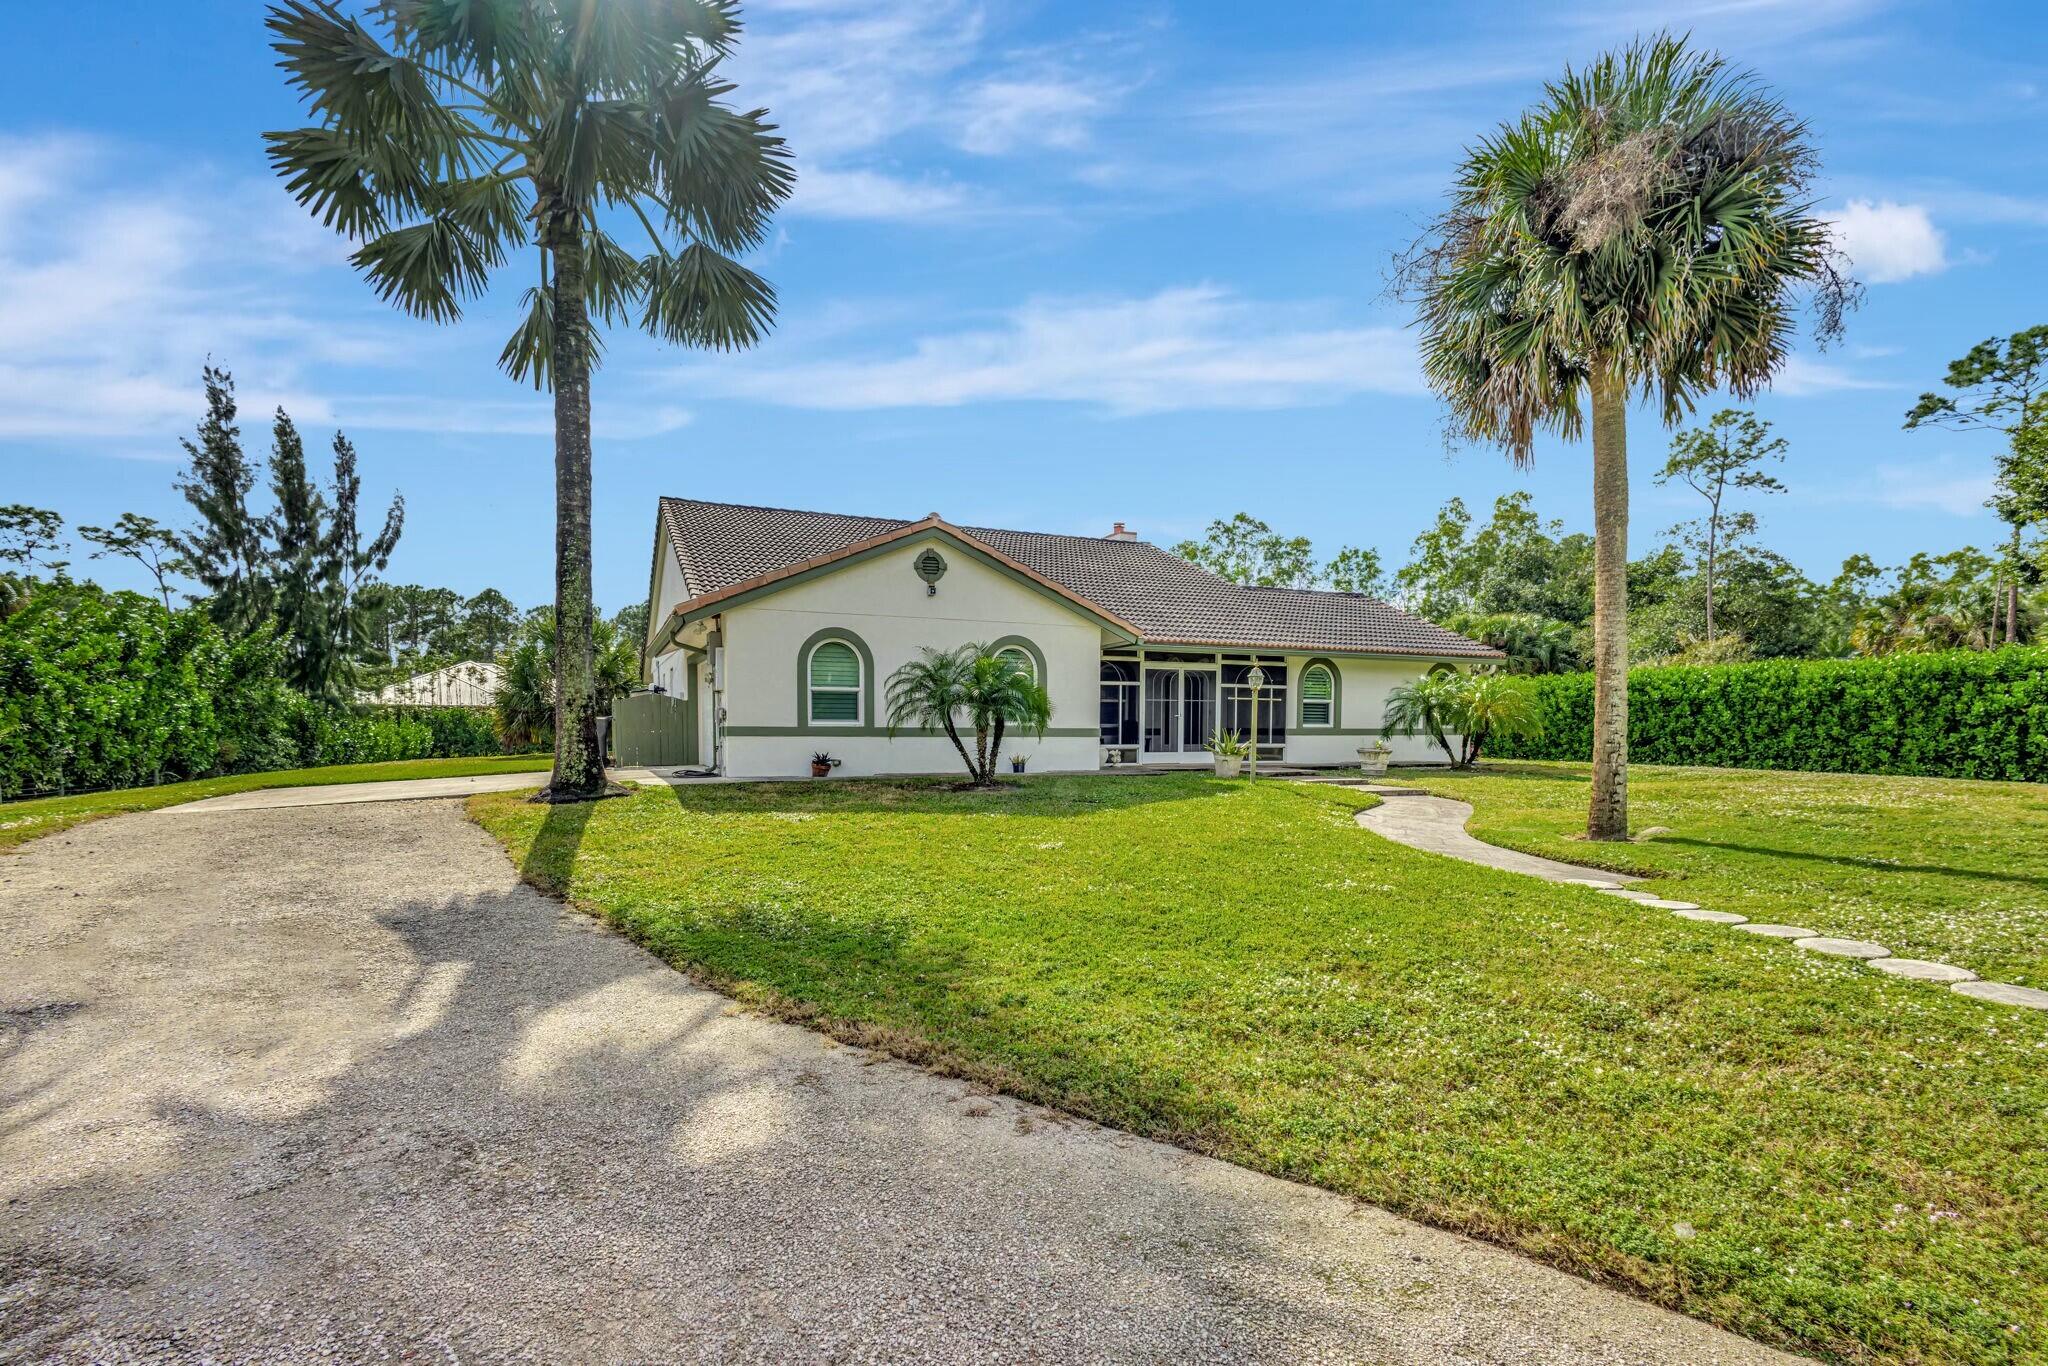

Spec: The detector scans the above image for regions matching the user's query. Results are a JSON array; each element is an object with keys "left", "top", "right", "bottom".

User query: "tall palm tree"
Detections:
[
  {"left": 1400, "top": 34, "right": 1852, "bottom": 838},
  {"left": 266, "top": 0, "right": 793, "bottom": 801}
]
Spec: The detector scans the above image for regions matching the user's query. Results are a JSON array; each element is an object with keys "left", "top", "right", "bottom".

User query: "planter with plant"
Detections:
[
  {"left": 1357, "top": 741, "right": 1393, "bottom": 777},
  {"left": 1205, "top": 728, "right": 1249, "bottom": 778},
  {"left": 809, "top": 752, "right": 837, "bottom": 779},
  {"left": 1010, "top": 754, "right": 1027, "bottom": 774}
]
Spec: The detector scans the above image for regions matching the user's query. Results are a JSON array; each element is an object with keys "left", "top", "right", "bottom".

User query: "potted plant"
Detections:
[
  {"left": 1205, "top": 728, "right": 1249, "bottom": 778},
  {"left": 1356, "top": 740, "right": 1393, "bottom": 777},
  {"left": 1010, "top": 753, "right": 1028, "bottom": 774},
  {"left": 810, "top": 752, "right": 837, "bottom": 778}
]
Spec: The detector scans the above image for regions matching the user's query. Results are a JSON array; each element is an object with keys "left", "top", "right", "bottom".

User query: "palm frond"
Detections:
[
  {"left": 652, "top": 81, "right": 796, "bottom": 251},
  {"left": 581, "top": 228, "right": 645, "bottom": 327},
  {"left": 1399, "top": 32, "right": 1857, "bottom": 465},
  {"left": 351, "top": 215, "right": 500, "bottom": 322},
  {"left": 267, "top": 2, "right": 471, "bottom": 170},
  {"left": 264, "top": 126, "right": 428, "bottom": 237},
  {"left": 641, "top": 243, "right": 777, "bottom": 350}
]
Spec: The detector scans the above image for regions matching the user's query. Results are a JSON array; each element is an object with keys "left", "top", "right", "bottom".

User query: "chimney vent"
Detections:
[{"left": 1105, "top": 521, "right": 1138, "bottom": 541}]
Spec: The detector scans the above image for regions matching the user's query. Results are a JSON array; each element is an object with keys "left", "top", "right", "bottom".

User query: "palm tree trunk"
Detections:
[
  {"left": 941, "top": 716, "right": 976, "bottom": 780},
  {"left": 1587, "top": 362, "right": 1631, "bottom": 841},
  {"left": 539, "top": 216, "right": 607, "bottom": 800},
  {"left": 973, "top": 724, "right": 991, "bottom": 784}
]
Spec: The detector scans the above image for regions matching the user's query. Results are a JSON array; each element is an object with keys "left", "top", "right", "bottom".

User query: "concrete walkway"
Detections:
[
  {"left": 1, "top": 799, "right": 1786, "bottom": 1363},
  {"left": 1352, "top": 788, "right": 1641, "bottom": 887},
  {"left": 1349, "top": 788, "right": 2048, "bottom": 1012}
]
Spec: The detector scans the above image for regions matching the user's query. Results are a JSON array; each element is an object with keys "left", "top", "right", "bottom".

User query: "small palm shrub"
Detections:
[
  {"left": 886, "top": 643, "right": 1051, "bottom": 785},
  {"left": 1384, "top": 670, "right": 1544, "bottom": 767}
]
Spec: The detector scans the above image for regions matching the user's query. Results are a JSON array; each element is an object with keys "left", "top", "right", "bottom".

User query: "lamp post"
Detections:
[{"left": 1246, "top": 665, "right": 1266, "bottom": 782}]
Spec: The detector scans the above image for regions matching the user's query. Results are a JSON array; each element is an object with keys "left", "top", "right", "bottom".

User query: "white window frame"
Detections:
[
  {"left": 806, "top": 638, "right": 863, "bottom": 726},
  {"left": 996, "top": 645, "right": 1035, "bottom": 682},
  {"left": 1300, "top": 663, "right": 1335, "bottom": 728}
]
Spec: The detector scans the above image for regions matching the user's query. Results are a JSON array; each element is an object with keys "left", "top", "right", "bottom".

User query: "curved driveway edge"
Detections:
[{"left": 3, "top": 799, "right": 1781, "bottom": 1362}]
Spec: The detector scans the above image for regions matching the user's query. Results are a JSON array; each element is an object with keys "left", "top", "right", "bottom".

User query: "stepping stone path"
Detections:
[
  {"left": 1951, "top": 980, "right": 2048, "bottom": 1009},
  {"left": 1673, "top": 908, "right": 1747, "bottom": 925},
  {"left": 1343, "top": 785, "right": 2047, "bottom": 1012},
  {"left": 1794, "top": 937, "right": 1892, "bottom": 960},
  {"left": 1868, "top": 957, "right": 1976, "bottom": 983}
]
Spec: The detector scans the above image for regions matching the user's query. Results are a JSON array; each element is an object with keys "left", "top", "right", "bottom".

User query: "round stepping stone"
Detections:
[
  {"left": 1794, "top": 936, "right": 1891, "bottom": 960},
  {"left": 1736, "top": 923, "right": 1818, "bottom": 939},
  {"left": 1672, "top": 908, "right": 1747, "bottom": 924},
  {"left": 1636, "top": 898, "right": 1701, "bottom": 911},
  {"left": 1950, "top": 980, "right": 2048, "bottom": 1010},
  {"left": 1598, "top": 887, "right": 1655, "bottom": 898},
  {"left": 1867, "top": 957, "right": 1975, "bottom": 983}
]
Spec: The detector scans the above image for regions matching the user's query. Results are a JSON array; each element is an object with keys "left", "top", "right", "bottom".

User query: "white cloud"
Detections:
[
  {"left": 957, "top": 77, "right": 1105, "bottom": 155},
  {"left": 731, "top": 1, "right": 1133, "bottom": 220},
  {"left": 686, "top": 285, "right": 1421, "bottom": 415},
  {"left": 335, "top": 396, "right": 691, "bottom": 441},
  {"left": 790, "top": 166, "right": 970, "bottom": 220},
  {"left": 1770, "top": 355, "right": 1895, "bottom": 396},
  {"left": 1866, "top": 460, "right": 1996, "bottom": 517},
  {"left": 1824, "top": 199, "right": 1948, "bottom": 283},
  {"left": 0, "top": 133, "right": 669, "bottom": 445}
]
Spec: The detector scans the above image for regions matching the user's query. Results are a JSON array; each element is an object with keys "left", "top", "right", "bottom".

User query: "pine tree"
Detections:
[
  {"left": 173, "top": 367, "right": 273, "bottom": 637},
  {"left": 269, "top": 409, "right": 343, "bottom": 698},
  {"left": 328, "top": 432, "right": 404, "bottom": 676}
]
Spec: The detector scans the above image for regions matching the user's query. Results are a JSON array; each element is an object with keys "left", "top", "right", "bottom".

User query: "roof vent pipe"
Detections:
[{"left": 1105, "top": 522, "right": 1138, "bottom": 541}]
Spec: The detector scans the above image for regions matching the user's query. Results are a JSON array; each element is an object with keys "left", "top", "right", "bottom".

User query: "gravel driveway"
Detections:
[{"left": 1, "top": 799, "right": 1787, "bottom": 1363}]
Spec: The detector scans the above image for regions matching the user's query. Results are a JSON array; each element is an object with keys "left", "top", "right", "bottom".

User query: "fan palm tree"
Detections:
[
  {"left": 266, "top": 0, "right": 793, "bottom": 801},
  {"left": 1399, "top": 34, "right": 1853, "bottom": 838},
  {"left": 885, "top": 644, "right": 1051, "bottom": 786}
]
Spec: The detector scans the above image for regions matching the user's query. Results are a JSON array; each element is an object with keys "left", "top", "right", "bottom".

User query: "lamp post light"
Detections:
[{"left": 1246, "top": 665, "right": 1267, "bottom": 782}]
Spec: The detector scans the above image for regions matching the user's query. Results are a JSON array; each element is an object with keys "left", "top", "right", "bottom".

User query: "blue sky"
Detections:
[{"left": 3, "top": 0, "right": 2044, "bottom": 614}]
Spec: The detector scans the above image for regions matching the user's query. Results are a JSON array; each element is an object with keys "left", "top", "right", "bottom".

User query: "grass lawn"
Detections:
[
  {"left": 1399, "top": 761, "right": 2048, "bottom": 988},
  {"left": 473, "top": 773, "right": 2046, "bottom": 1365},
  {"left": 0, "top": 753, "right": 551, "bottom": 853}
]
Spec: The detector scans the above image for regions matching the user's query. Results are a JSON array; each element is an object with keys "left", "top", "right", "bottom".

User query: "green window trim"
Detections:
[
  {"left": 988, "top": 634, "right": 1047, "bottom": 685},
  {"left": 797, "top": 628, "right": 874, "bottom": 730},
  {"left": 1296, "top": 657, "right": 1340, "bottom": 729}
]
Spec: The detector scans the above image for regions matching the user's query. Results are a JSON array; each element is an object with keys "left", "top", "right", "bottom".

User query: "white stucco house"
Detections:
[{"left": 639, "top": 498, "right": 1501, "bottom": 778}]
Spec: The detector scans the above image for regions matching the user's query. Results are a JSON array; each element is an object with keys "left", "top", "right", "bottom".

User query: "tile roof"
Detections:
[{"left": 657, "top": 497, "right": 1501, "bottom": 659}]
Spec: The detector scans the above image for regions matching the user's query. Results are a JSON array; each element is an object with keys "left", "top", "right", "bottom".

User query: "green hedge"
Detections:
[
  {"left": 1489, "top": 648, "right": 2048, "bottom": 782},
  {"left": 0, "top": 588, "right": 519, "bottom": 799}
]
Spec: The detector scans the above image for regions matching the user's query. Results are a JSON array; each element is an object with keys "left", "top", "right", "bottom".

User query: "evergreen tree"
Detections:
[
  {"left": 268, "top": 409, "right": 345, "bottom": 698},
  {"left": 464, "top": 588, "right": 520, "bottom": 658},
  {"left": 328, "top": 432, "right": 404, "bottom": 673},
  {"left": 173, "top": 367, "right": 273, "bottom": 637}
]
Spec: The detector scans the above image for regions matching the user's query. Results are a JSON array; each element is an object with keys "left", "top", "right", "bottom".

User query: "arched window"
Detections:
[
  {"left": 1299, "top": 663, "right": 1334, "bottom": 727},
  {"left": 996, "top": 645, "right": 1035, "bottom": 682},
  {"left": 807, "top": 639, "right": 862, "bottom": 724}
]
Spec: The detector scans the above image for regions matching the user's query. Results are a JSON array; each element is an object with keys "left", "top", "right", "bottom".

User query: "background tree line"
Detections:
[
  {"left": 0, "top": 368, "right": 647, "bottom": 798},
  {"left": 1178, "top": 321, "right": 2047, "bottom": 679}
]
